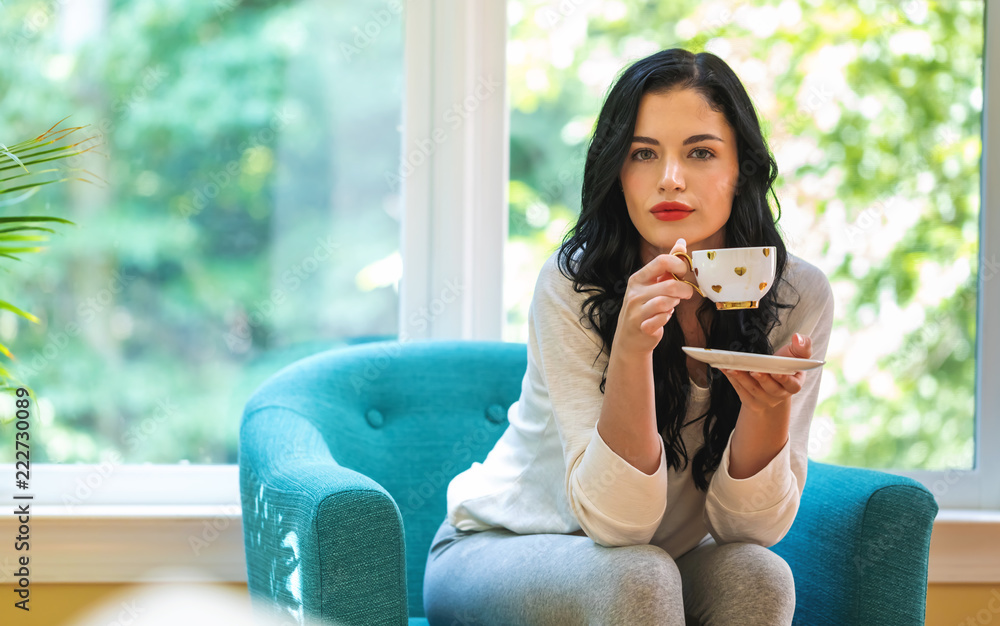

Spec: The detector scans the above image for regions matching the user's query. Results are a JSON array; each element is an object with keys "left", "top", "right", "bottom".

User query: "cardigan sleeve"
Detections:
[
  {"left": 529, "top": 254, "right": 669, "bottom": 547},
  {"left": 703, "top": 257, "right": 835, "bottom": 547}
]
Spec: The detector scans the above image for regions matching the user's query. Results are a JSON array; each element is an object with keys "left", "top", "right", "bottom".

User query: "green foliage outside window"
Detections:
[
  {"left": 0, "top": 0, "right": 402, "bottom": 464},
  {"left": 505, "top": 0, "right": 983, "bottom": 470}
]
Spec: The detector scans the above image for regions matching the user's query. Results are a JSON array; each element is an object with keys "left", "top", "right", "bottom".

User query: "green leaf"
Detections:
[
  {"left": 0, "top": 300, "right": 39, "bottom": 324},
  {"left": 0, "top": 225, "right": 57, "bottom": 235},
  {"left": 0, "top": 143, "right": 29, "bottom": 172},
  {"left": 0, "top": 216, "right": 75, "bottom": 225}
]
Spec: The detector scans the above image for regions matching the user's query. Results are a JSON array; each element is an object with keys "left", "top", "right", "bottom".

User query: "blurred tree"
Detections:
[{"left": 0, "top": 0, "right": 402, "bottom": 463}]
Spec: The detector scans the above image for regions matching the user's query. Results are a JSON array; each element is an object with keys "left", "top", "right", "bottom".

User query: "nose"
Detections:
[{"left": 659, "top": 155, "right": 685, "bottom": 191}]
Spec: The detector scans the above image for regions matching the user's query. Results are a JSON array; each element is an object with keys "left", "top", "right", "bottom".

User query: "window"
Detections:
[
  {"left": 0, "top": 0, "right": 404, "bottom": 471},
  {"left": 504, "top": 0, "right": 987, "bottom": 486}
]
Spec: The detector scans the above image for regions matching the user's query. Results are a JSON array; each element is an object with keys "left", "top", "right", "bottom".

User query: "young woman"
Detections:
[{"left": 423, "top": 48, "right": 834, "bottom": 625}]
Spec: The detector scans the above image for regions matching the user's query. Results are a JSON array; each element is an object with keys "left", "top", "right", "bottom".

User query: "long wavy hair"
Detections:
[{"left": 557, "top": 48, "right": 797, "bottom": 490}]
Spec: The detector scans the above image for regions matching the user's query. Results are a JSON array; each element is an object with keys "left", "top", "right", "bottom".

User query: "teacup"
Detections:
[{"left": 670, "top": 246, "right": 776, "bottom": 310}]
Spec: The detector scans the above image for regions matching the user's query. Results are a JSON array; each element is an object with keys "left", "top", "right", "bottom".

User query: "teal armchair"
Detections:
[{"left": 238, "top": 340, "right": 937, "bottom": 625}]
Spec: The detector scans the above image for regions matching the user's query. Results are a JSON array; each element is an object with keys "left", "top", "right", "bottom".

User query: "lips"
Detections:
[{"left": 651, "top": 201, "right": 693, "bottom": 221}]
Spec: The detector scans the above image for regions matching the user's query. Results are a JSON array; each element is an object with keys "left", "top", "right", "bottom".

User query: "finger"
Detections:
[
  {"left": 723, "top": 369, "right": 762, "bottom": 398},
  {"left": 790, "top": 333, "right": 812, "bottom": 359},
  {"left": 635, "top": 253, "right": 691, "bottom": 285},
  {"left": 774, "top": 333, "right": 813, "bottom": 359},
  {"left": 641, "top": 295, "right": 682, "bottom": 318},
  {"left": 668, "top": 237, "right": 688, "bottom": 256},
  {"left": 640, "top": 310, "right": 673, "bottom": 334},
  {"left": 773, "top": 372, "right": 805, "bottom": 394},
  {"left": 652, "top": 279, "right": 695, "bottom": 300},
  {"left": 749, "top": 371, "right": 790, "bottom": 396}
]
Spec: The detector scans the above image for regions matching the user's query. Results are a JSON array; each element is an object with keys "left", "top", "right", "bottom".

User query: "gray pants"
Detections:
[{"left": 423, "top": 520, "right": 794, "bottom": 625}]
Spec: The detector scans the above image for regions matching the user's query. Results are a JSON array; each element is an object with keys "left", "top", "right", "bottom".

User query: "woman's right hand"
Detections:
[{"left": 614, "top": 238, "right": 696, "bottom": 355}]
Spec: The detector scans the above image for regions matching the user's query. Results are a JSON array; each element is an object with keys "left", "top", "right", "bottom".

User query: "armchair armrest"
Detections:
[
  {"left": 240, "top": 406, "right": 408, "bottom": 626},
  {"left": 771, "top": 460, "right": 938, "bottom": 626}
]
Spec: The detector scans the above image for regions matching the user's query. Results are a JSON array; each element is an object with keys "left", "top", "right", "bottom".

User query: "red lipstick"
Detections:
[{"left": 651, "top": 201, "right": 693, "bottom": 221}]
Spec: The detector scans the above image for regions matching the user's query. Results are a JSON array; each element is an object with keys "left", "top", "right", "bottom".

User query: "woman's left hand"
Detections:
[{"left": 720, "top": 333, "right": 812, "bottom": 416}]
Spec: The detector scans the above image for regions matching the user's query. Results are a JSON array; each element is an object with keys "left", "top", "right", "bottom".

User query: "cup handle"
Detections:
[{"left": 670, "top": 251, "right": 705, "bottom": 297}]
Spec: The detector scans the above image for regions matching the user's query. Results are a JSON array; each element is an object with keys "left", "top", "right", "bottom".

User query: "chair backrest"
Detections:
[{"left": 249, "top": 340, "right": 525, "bottom": 617}]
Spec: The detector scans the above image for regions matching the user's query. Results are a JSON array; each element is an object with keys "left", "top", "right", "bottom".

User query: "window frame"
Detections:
[
  {"left": 0, "top": 0, "right": 995, "bottom": 584},
  {"left": 893, "top": 0, "right": 998, "bottom": 510}
]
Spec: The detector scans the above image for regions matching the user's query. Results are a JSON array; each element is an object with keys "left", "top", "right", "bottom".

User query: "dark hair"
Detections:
[{"left": 557, "top": 48, "right": 797, "bottom": 490}]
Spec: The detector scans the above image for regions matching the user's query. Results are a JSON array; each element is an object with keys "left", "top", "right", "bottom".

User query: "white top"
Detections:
[{"left": 446, "top": 249, "right": 835, "bottom": 556}]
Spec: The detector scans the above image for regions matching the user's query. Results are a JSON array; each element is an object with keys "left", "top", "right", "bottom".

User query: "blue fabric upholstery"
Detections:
[{"left": 239, "top": 340, "right": 937, "bottom": 625}]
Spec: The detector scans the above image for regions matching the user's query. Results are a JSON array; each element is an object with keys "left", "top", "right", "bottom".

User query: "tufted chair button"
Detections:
[
  {"left": 485, "top": 404, "right": 506, "bottom": 424},
  {"left": 365, "top": 409, "right": 384, "bottom": 428}
]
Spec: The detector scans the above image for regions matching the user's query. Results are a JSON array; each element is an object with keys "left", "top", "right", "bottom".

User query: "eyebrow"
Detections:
[{"left": 631, "top": 134, "right": 725, "bottom": 146}]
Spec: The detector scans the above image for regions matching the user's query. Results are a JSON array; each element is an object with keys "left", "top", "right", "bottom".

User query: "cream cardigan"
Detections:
[{"left": 447, "top": 249, "right": 834, "bottom": 556}]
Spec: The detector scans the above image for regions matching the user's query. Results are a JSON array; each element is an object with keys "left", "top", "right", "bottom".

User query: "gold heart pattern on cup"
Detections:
[
  {"left": 734, "top": 267, "right": 746, "bottom": 276},
  {"left": 707, "top": 251, "right": 716, "bottom": 260},
  {"left": 760, "top": 282, "right": 768, "bottom": 290},
  {"left": 763, "top": 248, "right": 770, "bottom": 257},
  {"left": 712, "top": 285, "right": 722, "bottom": 293}
]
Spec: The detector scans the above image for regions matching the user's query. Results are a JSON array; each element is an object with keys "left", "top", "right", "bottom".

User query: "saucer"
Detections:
[{"left": 682, "top": 347, "right": 825, "bottom": 375}]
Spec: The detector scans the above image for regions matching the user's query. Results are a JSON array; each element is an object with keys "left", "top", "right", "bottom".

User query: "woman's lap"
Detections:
[
  {"left": 423, "top": 520, "right": 794, "bottom": 626},
  {"left": 674, "top": 535, "right": 795, "bottom": 625},
  {"left": 423, "top": 520, "right": 685, "bottom": 626}
]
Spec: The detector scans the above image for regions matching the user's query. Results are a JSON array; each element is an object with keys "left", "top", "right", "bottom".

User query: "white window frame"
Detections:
[
  {"left": 0, "top": 0, "right": 995, "bottom": 585},
  {"left": 896, "top": 0, "right": 999, "bottom": 511}
]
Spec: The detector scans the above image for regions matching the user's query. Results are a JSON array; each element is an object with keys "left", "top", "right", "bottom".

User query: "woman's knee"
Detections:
[
  {"left": 719, "top": 543, "right": 794, "bottom": 594},
  {"left": 694, "top": 543, "right": 795, "bottom": 624},
  {"left": 587, "top": 544, "right": 686, "bottom": 626}
]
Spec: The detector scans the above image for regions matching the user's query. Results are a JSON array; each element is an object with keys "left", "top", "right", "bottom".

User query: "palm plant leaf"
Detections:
[
  {"left": 0, "top": 300, "right": 40, "bottom": 324},
  {"left": 0, "top": 119, "right": 98, "bottom": 395},
  {"left": 0, "top": 216, "right": 75, "bottom": 225}
]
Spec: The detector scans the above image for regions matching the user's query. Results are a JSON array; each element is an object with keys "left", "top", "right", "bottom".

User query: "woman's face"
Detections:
[{"left": 619, "top": 88, "right": 740, "bottom": 264}]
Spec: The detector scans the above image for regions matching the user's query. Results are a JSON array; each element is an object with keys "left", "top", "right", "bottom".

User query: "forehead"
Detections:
[{"left": 633, "top": 89, "right": 732, "bottom": 138}]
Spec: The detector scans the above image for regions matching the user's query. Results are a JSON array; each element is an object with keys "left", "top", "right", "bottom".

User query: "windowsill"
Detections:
[
  {"left": 0, "top": 506, "right": 995, "bottom": 584},
  {"left": 0, "top": 505, "right": 245, "bottom": 584},
  {"left": 928, "top": 509, "right": 1000, "bottom": 583}
]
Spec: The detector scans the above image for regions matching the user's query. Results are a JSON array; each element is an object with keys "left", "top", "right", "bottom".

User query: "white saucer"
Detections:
[{"left": 682, "top": 347, "right": 825, "bottom": 375}]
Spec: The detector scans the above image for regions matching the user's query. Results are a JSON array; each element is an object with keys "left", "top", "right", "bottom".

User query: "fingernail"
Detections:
[{"left": 794, "top": 333, "right": 803, "bottom": 344}]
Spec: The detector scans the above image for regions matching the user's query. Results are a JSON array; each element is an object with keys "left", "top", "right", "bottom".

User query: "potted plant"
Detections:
[{"left": 0, "top": 118, "right": 98, "bottom": 402}]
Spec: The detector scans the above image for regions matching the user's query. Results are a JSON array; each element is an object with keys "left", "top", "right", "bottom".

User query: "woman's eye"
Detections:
[
  {"left": 632, "top": 148, "right": 655, "bottom": 161},
  {"left": 690, "top": 148, "right": 714, "bottom": 160}
]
